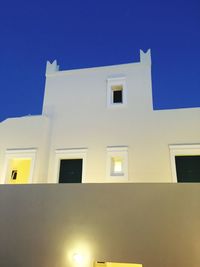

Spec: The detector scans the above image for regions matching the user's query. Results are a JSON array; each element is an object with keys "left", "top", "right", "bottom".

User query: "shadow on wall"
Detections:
[{"left": 0, "top": 183, "right": 199, "bottom": 267}]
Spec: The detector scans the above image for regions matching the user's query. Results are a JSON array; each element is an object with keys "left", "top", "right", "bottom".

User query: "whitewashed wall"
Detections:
[
  {"left": 1, "top": 50, "right": 200, "bottom": 183},
  {"left": 0, "top": 116, "right": 50, "bottom": 183},
  {"left": 42, "top": 51, "right": 200, "bottom": 183}
]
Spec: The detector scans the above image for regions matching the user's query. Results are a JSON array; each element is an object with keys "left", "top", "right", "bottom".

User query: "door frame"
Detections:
[
  {"left": 2, "top": 148, "right": 37, "bottom": 184},
  {"left": 169, "top": 144, "right": 200, "bottom": 183},
  {"left": 54, "top": 148, "right": 87, "bottom": 183}
]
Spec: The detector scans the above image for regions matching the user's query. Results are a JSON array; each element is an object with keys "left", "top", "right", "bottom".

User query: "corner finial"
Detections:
[
  {"left": 140, "top": 49, "right": 151, "bottom": 65},
  {"left": 46, "top": 60, "right": 59, "bottom": 75}
]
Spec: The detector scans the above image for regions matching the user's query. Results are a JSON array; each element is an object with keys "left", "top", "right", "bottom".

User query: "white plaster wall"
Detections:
[
  {"left": 42, "top": 57, "right": 200, "bottom": 183},
  {"left": 1, "top": 52, "right": 199, "bottom": 183},
  {"left": 0, "top": 116, "right": 50, "bottom": 183}
]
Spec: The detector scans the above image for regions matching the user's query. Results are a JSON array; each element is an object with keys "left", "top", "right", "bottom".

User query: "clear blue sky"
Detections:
[{"left": 0, "top": 0, "right": 199, "bottom": 122}]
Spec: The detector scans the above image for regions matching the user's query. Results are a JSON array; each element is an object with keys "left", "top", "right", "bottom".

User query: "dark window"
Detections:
[
  {"left": 111, "top": 85, "right": 123, "bottom": 104},
  {"left": 175, "top": 155, "right": 200, "bottom": 182},
  {"left": 113, "top": 90, "right": 123, "bottom": 103},
  {"left": 59, "top": 159, "right": 82, "bottom": 183},
  {"left": 11, "top": 170, "right": 17, "bottom": 180}
]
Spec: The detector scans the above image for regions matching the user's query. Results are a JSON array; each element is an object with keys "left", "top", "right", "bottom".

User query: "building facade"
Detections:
[{"left": 0, "top": 49, "right": 200, "bottom": 184}]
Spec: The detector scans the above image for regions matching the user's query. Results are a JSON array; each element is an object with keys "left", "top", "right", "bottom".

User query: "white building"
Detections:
[{"left": 0, "top": 49, "right": 200, "bottom": 184}]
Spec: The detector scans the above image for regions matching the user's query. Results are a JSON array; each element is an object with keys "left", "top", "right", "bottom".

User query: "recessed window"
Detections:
[
  {"left": 106, "top": 146, "right": 128, "bottom": 182},
  {"left": 107, "top": 77, "right": 127, "bottom": 107}
]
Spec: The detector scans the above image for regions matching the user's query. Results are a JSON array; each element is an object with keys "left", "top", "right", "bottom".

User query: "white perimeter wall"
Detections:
[{"left": 0, "top": 184, "right": 199, "bottom": 267}]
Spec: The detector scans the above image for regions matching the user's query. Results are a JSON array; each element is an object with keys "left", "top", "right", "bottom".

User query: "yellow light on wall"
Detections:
[{"left": 7, "top": 158, "right": 31, "bottom": 184}]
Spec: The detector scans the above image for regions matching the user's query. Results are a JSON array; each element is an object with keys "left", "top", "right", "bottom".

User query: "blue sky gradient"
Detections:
[{"left": 0, "top": 0, "right": 199, "bottom": 121}]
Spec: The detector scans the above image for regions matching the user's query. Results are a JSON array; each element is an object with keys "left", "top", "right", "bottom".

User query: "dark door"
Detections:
[
  {"left": 175, "top": 156, "right": 200, "bottom": 182},
  {"left": 59, "top": 159, "right": 82, "bottom": 183}
]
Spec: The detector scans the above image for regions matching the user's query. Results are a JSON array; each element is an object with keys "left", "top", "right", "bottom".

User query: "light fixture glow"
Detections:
[{"left": 73, "top": 253, "right": 84, "bottom": 265}]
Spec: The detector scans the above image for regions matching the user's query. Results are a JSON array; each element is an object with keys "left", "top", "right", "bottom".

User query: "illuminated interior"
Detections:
[
  {"left": 94, "top": 262, "right": 142, "bottom": 267},
  {"left": 111, "top": 157, "right": 124, "bottom": 175},
  {"left": 6, "top": 158, "right": 32, "bottom": 184}
]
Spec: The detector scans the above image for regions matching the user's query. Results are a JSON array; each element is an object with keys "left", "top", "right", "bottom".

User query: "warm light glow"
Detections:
[
  {"left": 112, "top": 157, "right": 123, "bottom": 174},
  {"left": 7, "top": 158, "right": 31, "bottom": 184},
  {"left": 114, "top": 160, "right": 123, "bottom": 173},
  {"left": 67, "top": 239, "right": 93, "bottom": 267},
  {"left": 73, "top": 253, "right": 84, "bottom": 264}
]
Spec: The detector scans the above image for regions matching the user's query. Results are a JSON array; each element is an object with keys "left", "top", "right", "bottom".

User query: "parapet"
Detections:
[
  {"left": 45, "top": 49, "right": 151, "bottom": 76},
  {"left": 46, "top": 60, "right": 59, "bottom": 75},
  {"left": 140, "top": 49, "right": 151, "bottom": 65}
]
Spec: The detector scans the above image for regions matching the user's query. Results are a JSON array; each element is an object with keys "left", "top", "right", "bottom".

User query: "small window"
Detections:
[
  {"left": 107, "top": 77, "right": 127, "bottom": 107},
  {"left": 106, "top": 146, "right": 128, "bottom": 182}
]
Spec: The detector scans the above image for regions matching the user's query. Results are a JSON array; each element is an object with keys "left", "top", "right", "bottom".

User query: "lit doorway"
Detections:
[
  {"left": 6, "top": 158, "right": 32, "bottom": 184},
  {"left": 2, "top": 149, "right": 36, "bottom": 184}
]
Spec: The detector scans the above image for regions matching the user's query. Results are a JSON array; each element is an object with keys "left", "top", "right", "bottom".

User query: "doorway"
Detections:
[
  {"left": 2, "top": 149, "right": 36, "bottom": 184},
  {"left": 59, "top": 159, "right": 83, "bottom": 183},
  {"left": 175, "top": 155, "right": 200, "bottom": 182},
  {"left": 6, "top": 158, "right": 32, "bottom": 184}
]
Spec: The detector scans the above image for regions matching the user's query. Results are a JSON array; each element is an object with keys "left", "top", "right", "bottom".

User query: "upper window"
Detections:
[{"left": 107, "top": 77, "right": 127, "bottom": 107}]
